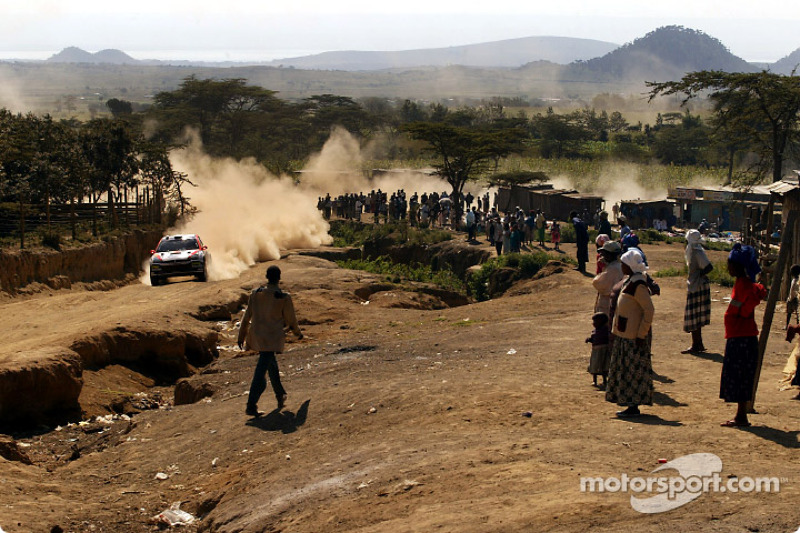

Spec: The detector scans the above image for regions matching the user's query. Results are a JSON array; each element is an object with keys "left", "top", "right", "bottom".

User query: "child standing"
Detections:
[
  {"left": 586, "top": 312, "right": 610, "bottom": 389},
  {"left": 720, "top": 243, "right": 767, "bottom": 427},
  {"left": 551, "top": 220, "right": 561, "bottom": 251},
  {"left": 786, "top": 264, "right": 800, "bottom": 329}
]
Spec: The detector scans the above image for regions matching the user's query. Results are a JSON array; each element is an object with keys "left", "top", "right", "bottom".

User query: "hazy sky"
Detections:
[{"left": 1, "top": 0, "right": 798, "bottom": 62}]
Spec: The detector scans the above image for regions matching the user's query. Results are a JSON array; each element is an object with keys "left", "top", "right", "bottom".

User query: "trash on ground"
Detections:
[
  {"left": 507, "top": 349, "right": 517, "bottom": 355},
  {"left": 151, "top": 503, "right": 195, "bottom": 527},
  {"left": 155, "top": 472, "right": 169, "bottom": 480}
]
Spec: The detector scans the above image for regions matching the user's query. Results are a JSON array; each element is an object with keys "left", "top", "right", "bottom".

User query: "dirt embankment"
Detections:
[{"left": 0, "top": 228, "right": 164, "bottom": 294}]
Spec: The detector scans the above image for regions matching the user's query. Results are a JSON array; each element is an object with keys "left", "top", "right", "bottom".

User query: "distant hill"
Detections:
[
  {"left": 47, "top": 47, "right": 138, "bottom": 65},
  {"left": 264, "top": 36, "right": 619, "bottom": 70},
  {"left": 560, "top": 26, "right": 758, "bottom": 83},
  {"left": 771, "top": 48, "right": 800, "bottom": 75}
]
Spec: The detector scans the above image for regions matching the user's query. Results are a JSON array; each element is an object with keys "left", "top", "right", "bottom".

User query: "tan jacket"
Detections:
[
  {"left": 612, "top": 274, "right": 654, "bottom": 340},
  {"left": 238, "top": 284, "right": 301, "bottom": 353}
]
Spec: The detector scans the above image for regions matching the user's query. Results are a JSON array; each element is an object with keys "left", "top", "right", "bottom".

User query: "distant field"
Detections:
[{"left": 1, "top": 61, "right": 691, "bottom": 119}]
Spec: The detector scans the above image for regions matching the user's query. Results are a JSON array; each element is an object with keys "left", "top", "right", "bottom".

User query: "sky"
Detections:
[{"left": 1, "top": 0, "right": 798, "bottom": 63}]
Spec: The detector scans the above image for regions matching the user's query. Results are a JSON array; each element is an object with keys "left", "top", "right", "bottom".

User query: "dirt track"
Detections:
[{"left": 1, "top": 239, "right": 799, "bottom": 533}]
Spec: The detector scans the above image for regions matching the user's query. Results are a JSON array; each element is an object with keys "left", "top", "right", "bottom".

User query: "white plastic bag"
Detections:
[{"left": 152, "top": 502, "right": 195, "bottom": 526}]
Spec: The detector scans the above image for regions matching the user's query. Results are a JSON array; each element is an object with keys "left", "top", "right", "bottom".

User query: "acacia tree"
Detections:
[
  {"left": 648, "top": 71, "right": 800, "bottom": 183},
  {"left": 403, "top": 122, "right": 527, "bottom": 198}
]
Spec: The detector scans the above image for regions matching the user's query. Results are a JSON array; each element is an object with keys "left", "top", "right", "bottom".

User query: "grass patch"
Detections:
[
  {"left": 654, "top": 261, "right": 734, "bottom": 287},
  {"left": 337, "top": 256, "right": 465, "bottom": 293},
  {"left": 329, "top": 220, "right": 452, "bottom": 248}
]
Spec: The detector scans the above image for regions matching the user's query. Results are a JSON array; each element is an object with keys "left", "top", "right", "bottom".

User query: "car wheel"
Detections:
[
  {"left": 196, "top": 261, "right": 208, "bottom": 282},
  {"left": 150, "top": 274, "right": 161, "bottom": 286}
]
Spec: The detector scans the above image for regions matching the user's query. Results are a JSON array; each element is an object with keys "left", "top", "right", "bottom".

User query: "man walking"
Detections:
[{"left": 238, "top": 265, "right": 303, "bottom": 416}]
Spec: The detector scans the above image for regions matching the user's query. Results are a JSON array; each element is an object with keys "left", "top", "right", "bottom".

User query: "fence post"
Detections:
[{"left": 750, "top": 208, "right": 797, "bottom": 412}]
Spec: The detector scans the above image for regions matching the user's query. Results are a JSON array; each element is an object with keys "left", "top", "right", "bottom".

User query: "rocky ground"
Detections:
[{"left": 1, "top": 237, "right": 799, "bottom": 533}]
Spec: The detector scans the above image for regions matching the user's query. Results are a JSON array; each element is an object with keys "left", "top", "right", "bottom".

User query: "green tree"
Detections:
[
  {"left": 0, "top": 111, "right": 37, "bottom": 247},
  {"left": 652, "top": 111, "right": 711, "bottom": 165},
  {"left": 648, "top": 71, "right": 800, "bottom": 183},
  {"left": 403, "top": 122, "right": 527, "bottom": 197},
  {"left": 106, "top": 98, "right": 133, "bottom": 117}
]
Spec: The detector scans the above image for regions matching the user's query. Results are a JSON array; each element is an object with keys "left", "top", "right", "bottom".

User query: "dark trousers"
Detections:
[
  {"left": 248, "top": 351, "right": 286, "bottom": 407},
  {"left": 467, "top": 224, "right": 475, "bottom": 240}
]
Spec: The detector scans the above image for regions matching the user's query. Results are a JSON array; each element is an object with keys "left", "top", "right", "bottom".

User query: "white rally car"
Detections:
[{"left": 149, "top": 234, "right": 210, "bottom": 286}]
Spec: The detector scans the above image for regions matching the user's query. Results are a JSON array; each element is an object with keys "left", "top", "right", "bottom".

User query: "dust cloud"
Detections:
[
  {"left": 142, "top": 127, "right": 459, "bottom": 284},
  {"left": 0, "top": 76, "right": 31, "bottom": 113},
  {"left": 142, "top": 132, "right": 333, "bottom": 284},
  {"left": 297, "top": 126, "right": 452, "bottom": 196},
  {"left": 549, "top": 162, "right": 669, "bottom": 214}
]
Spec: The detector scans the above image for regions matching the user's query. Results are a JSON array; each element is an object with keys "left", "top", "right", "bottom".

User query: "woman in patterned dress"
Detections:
[
  {"left": 683, "top": 229, "right": 713, "bottom": 353},
  {"left": 605, "top": 249, "right": 655, "bottom": 418}
]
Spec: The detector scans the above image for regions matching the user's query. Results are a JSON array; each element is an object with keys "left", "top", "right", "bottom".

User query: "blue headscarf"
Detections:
[
  {"left": 621, "top": 232, "right": 647, "bottom": 265},
  {"left": 621, "top": 232, "right": 639, "bottom": 249},
  {"left": 728, "top": 243, "right": 761, "bottom": 282}
]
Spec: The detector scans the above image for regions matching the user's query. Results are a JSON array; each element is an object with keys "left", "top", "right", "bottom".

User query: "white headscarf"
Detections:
[
  {"left": 621, "top": 249, "right": 648, "bottom": 274},
  {"left": 685, "top": 229, "right": 704, "bottom": 266}
]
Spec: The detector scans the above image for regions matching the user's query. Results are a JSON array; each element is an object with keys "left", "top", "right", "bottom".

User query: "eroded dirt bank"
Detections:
[
  {"left": 0, "top": 228, "right": 164, "bottom": 294},
  {"left": 1, "top": 243, "right": 799, "bottom": 533}
]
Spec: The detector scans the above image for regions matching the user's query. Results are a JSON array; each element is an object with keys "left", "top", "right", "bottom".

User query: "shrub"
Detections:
[
  {"left": 467, "top": 251, "right": 574, "bottom": 301},
  {"left": 329, "top": 220, "right": 451, "bottom": 248},
  {"left": 41, "top": 231, "right": 62, "bottom": 250},
  {"left": 337, "top": 257, "right": 465, "bottom": 293}
]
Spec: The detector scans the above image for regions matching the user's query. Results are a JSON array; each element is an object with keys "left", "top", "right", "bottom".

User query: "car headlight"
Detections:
[{"left": 151, "top": 264, "right": 161, "bottom": 270}]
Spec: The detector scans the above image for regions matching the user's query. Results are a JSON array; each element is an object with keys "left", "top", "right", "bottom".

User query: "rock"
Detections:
[
  {"left": 174, "top": 378, "right": 216, "bottom": 405},
  {"left": 0, "top": 436, "right": 33, "bottom": 464},
  {"left": 192, "top": 305, "right": 232, "bottom": 322},
  {"left": 45, "top": 275, "right": 71, "bottom": 290}
]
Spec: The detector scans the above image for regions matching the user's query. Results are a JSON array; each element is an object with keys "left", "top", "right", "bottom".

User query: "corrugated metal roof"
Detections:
[{"left": 764, "top": 176, "right": 800, "bottom": 195}]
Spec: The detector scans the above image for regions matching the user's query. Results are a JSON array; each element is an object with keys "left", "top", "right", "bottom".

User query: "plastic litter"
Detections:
[
  {"left": 507, "top": 348, "right": 517, "bottom": 355},
  {"left": 155, "top": 472, "right": 169, "bottom": 480},
  {"left": 152, "top": 502, "right": 195, "bottom": 527}
]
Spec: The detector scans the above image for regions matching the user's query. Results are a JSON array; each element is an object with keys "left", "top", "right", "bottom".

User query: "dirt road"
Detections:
[{"left": 1, "top": 241, "right": 799, "bottom": 532}]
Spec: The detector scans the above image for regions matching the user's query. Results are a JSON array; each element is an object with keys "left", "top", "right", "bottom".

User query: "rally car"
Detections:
[{"left": 149, "top": 234, "right": 210, "bottom": 286}]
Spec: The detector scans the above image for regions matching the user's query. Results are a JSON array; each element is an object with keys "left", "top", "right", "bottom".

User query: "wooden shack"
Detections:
[
  {"left": 618, "top": 199, "right": 677, "bottom": 230},
  {"left": 763, "top": 173, "right": 800, "bottom": 297},
  {"left": 496, "top": 185, "right": 605, "bottom": 221},
  {"left": 667, "top": 185, "right": 773, "bottom": 231}
]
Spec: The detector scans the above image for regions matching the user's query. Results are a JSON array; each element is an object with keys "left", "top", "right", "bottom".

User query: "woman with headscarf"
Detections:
[
  {"left": 719, "top": 244, "right": 766, "bottom": 427},
  {"left": 683, "top": 229, "right": 713, "bottom": 353},
  {"left": 605, "top": 249, "right": 655, "bottom": 418}
]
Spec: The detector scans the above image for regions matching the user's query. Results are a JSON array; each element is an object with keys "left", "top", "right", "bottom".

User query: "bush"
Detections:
[
  {"left": 329, "top": 220, "right": 452, "bottom": 248},
  {"left": 337, "top": 257, "right": 465, "bottom": 293},
  {"left": 41, "top": 231, "right": 62, "bottom": 250},
  {"left": 467, "top": 251, "right": 574, "bottom": 301}
]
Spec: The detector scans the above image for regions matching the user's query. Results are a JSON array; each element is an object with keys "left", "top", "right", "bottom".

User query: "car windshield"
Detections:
[{"left": 156, "top": 239, "right": 198, "bottom": 252}]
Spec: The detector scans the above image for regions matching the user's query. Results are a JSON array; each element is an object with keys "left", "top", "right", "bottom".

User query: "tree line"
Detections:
[
  {"left": 2, "top": 70, "right": 799, "bottom": 248},
  {"left": 0, "top": 111, "right": 190, "bottom": 248}
]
